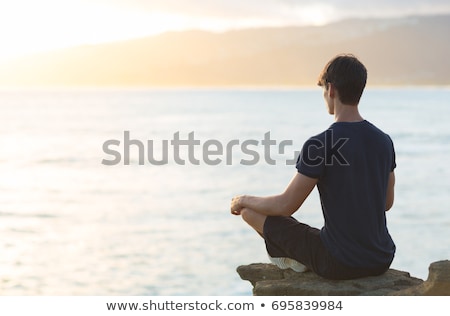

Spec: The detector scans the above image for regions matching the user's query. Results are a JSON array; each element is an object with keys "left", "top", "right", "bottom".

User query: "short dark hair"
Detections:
[{"left": 317, "top": 54, "right": 367, "bottom": 105}]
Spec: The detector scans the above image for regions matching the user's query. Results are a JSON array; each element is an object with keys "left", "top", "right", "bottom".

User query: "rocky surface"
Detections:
[
  {"left": 237, "top": 260, "right": 450, "bottom": 296},
  {"left": 391, "top": 260, "right": 450, "bottom": 295}
]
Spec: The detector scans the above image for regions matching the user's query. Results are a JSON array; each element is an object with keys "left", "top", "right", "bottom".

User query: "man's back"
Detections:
[{"left": 297, "top": 120, "right": 396, "bottom": 268}]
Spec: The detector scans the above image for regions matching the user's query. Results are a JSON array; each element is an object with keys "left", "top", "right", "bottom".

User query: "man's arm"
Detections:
[
  {"left": 231, "top": 172, "right": 318, "bottom": 217},
  {"left": 385, "top": 171, "right": 395, "bottom": 211}
]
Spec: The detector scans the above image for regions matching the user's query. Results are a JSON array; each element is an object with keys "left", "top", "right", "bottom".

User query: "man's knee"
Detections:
[
  {"left": 241, "top": 208, "right": 266, "bottom": 234},
  {"left": 240, "top": 208, "right": 254, "bottom": 224}
]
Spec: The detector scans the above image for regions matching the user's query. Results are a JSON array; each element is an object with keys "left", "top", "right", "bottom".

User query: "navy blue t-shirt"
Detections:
[{"left": 296, "top": 120, "right": 396, "bottom": 268}]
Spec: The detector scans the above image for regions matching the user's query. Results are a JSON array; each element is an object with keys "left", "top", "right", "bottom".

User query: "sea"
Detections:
[{"left": 0, "top": 87, "right": 449, "bottom": 296}]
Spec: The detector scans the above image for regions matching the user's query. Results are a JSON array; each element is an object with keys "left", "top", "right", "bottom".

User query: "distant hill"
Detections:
[{"left": 1, "top": 14, "right": 449, "bottom": 87}]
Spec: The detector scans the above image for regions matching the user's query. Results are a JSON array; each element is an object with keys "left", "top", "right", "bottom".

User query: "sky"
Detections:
[{"left": 1, "top": 0, "right": 449, "bottom": 60}]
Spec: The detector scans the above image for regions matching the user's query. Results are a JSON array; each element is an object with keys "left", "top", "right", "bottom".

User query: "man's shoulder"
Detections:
[
  {"left": 306, "top": 126, "right": 332, "bottom": 141},
  {"left": 333, "top": 120, "right": 392, "bottom": 139},
  {"left": 362, "top": 121, "right": 394, "bottom": 143},
  {"left": 304, "top": 120, "right": 393, "bottom": 143}
]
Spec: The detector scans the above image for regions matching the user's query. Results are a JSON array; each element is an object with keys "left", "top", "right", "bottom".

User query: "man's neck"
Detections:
[{"left": 334, "top": 103, "right": 364, "bottom": 122}]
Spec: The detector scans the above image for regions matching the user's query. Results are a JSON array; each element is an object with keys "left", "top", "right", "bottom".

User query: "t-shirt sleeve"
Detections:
[{"left": 296, "top": 137, "right": 325, "bottom": 179}]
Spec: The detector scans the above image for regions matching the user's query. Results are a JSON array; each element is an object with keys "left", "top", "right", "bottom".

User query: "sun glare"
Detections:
[
  {"left": 0, "top": 1, "right": 192, "bottom": 60},
  {"left": 0, "top": 1, "right": 338, "bottom": 61},
  {"left": 289, "top": 4, "right": 335, "bottom": 26}
]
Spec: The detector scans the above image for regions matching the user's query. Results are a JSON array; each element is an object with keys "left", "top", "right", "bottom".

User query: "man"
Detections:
[{"left": 230, "top": 54, "right": 396, "bottom": 280}]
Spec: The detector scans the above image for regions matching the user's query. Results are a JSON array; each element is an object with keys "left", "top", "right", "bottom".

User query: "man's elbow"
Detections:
[
  {"left": 385, "top": 202, "right": 393, "bottom": 212},
  {"left": 385, "top": 196, "right": 394, "bottom": 211}
]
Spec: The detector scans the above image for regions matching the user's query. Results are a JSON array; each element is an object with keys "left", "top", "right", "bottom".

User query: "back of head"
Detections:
[{"left": 317, "top": 54, "right": 367, "bottom": 105}]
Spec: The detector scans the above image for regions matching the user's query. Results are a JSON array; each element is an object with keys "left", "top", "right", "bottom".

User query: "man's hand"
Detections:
[
  {"left": 230, "top": 173, "right": 317, "bottom": 217},
  {"left": 230, "top": 195, "right": 244, "bottom": 215}
]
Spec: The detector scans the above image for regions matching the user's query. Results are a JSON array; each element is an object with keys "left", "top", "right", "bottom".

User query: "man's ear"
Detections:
[{"left": 328, "top": 83, "right": 336, "bottom": 99}]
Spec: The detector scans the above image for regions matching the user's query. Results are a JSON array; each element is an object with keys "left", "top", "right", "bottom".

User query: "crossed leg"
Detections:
[
  {"left": 239, "top": 208, "right": 308, "bottom": 273},
  {"left": 240, "top": 208, "right": 267, "bottom": 236}
]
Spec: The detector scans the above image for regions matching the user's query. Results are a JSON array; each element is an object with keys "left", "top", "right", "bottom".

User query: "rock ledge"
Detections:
[{"left": 237, "top": 260, "right": 450, "bottom": 296}]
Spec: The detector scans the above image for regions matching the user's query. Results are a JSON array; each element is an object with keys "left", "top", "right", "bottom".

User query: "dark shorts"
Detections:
[{"left": 263, "top": 216, "right": 390, "bottom": 280}]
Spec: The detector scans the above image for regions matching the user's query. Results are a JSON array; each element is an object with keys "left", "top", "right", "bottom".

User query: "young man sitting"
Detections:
[{"left": 231, "top": 54, "right": 396, "bottom": 280}]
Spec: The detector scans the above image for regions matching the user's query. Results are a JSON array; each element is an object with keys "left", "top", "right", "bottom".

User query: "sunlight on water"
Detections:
[{"left": 0, "top": 88, "right": 449, "bottom": 295}]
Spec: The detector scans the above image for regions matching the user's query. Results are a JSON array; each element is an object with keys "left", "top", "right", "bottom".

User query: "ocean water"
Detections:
[{"left": 0, "top": 87, "right": 449, "bottom": 295}]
